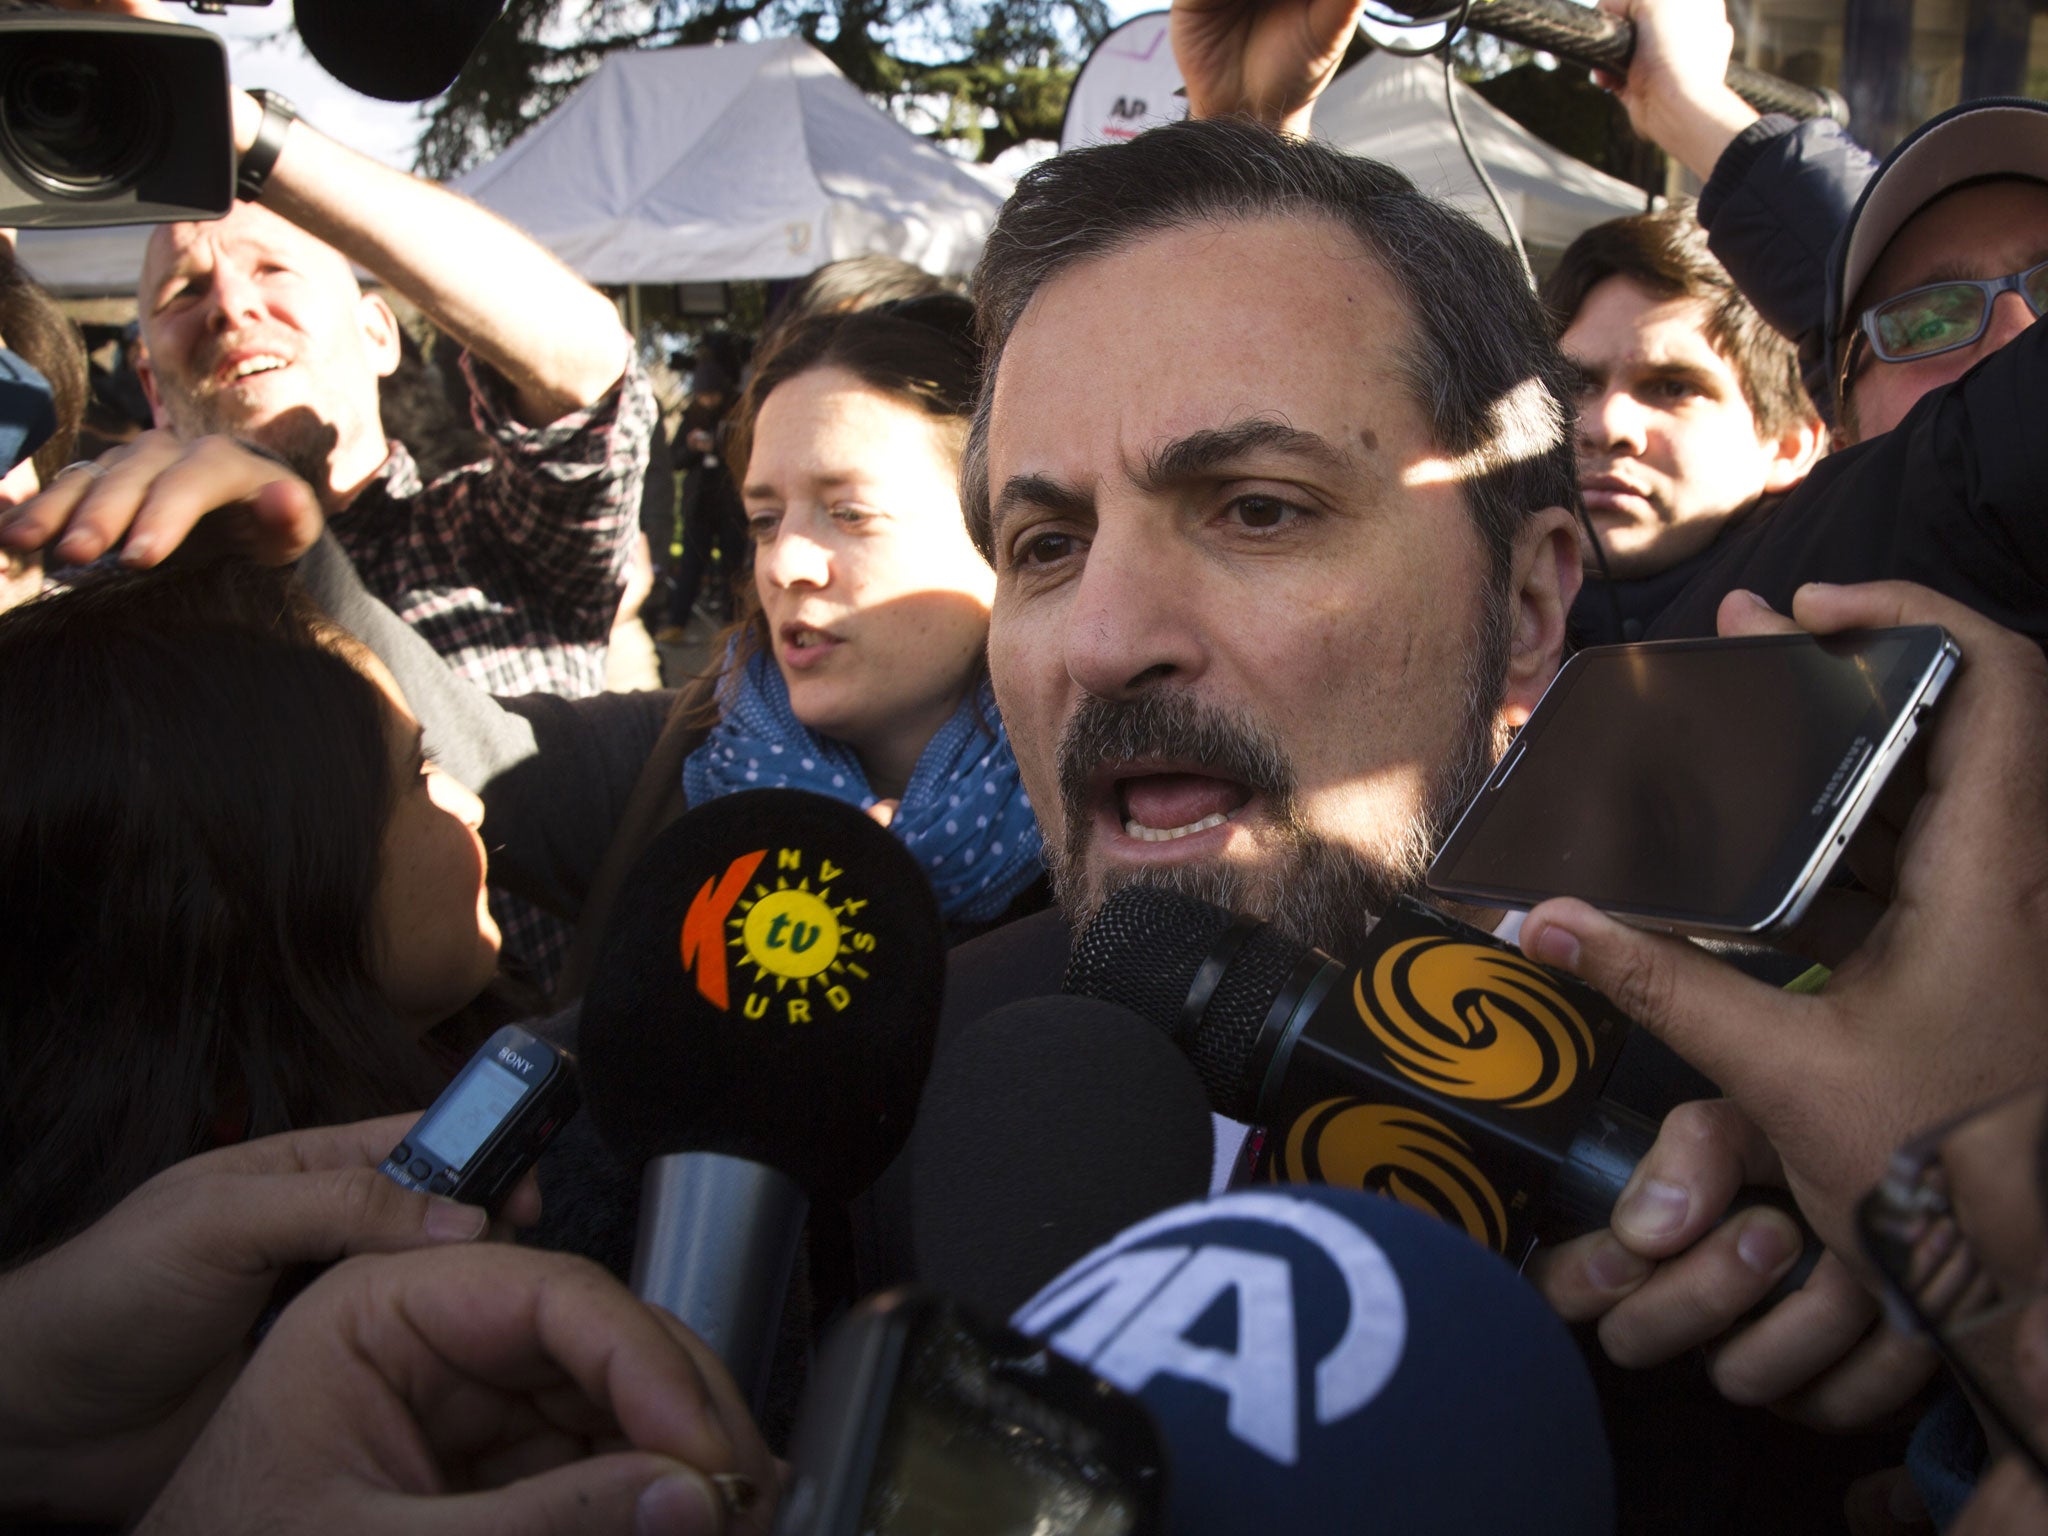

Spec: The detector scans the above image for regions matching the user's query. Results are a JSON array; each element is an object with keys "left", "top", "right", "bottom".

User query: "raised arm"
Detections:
[
  {"left": 233, "top": 93, "right": 628, "bottom": 425},
  {"left": 1173, "top": 0, "right": 1370, "bottom": 136}
]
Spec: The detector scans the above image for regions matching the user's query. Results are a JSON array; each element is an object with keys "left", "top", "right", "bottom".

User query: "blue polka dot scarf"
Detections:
[{"left": 683, "top": 648, "right": 1045, "bottom": 923}]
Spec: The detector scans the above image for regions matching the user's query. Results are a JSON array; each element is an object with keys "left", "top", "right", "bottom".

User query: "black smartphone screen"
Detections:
[{"left": 1428, "top": 629, "right": 1951, "bottom": 930}]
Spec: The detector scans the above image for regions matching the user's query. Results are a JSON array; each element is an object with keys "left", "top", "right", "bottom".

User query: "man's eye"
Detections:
[
  {"left": 746, "top": 512, "right": 781, "bottom": 541},
  {"left": 1228, "top": 495, "right": 1297, "bottom": 530},
  {"left": 830, "top": 502, "right": 878, "bottom": 526},
  {"left": 1013, "top": 530, "right": 1077, "bottom": 567}
]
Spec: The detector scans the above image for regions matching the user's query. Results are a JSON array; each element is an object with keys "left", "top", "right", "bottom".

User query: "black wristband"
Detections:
[{"left": 235, "top": 90, "right": 298, "bottom": 203}]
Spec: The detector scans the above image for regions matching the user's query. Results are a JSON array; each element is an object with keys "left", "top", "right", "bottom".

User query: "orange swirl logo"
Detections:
[
  {"left": 1278, "top": 1098, "right": 1510, "bottom": 1252},
  {"left": 1355, "top": 938, "right": 1595, "bottom": 1109}
]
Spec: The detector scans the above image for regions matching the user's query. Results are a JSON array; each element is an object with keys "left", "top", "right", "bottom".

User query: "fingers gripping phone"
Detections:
[
  {"left": 380, "top": 1025, "right": 578, "bottom": 1210},
  {"left": 1427, "top": 627, "right": 1960, "bottom": 938}
]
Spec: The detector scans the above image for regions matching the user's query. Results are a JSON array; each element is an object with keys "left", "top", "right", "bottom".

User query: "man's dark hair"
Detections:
[
  {"left": 961, "top": 116, "right": 1576, "bottom": 581},
  {"left": 1542, "top": 203, "right": 1817, "bottom": 440}
]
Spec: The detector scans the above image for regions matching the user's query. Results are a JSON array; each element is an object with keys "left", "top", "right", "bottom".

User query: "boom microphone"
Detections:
[
  {"left": 1370, "top": 0, "right": 1848, "bottom": 125},
  {"left": 579, "top": 788, "right": 945, "bottom": 1408},
  {"left": 910, "top": 996, "right": 1216, "bottom": 1318},
  {"left": 1015, "top": 1186, "right": 1616, "bottom": 1535},
  {"left": 1066, "top": 887, "right": 1820, "bottom": 1289}
]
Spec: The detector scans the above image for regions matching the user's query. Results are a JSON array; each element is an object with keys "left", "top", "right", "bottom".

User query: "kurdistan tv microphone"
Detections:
[
  {"left": 1066, "top": 887, "right": 1821, "bottom": 1287},
  {"left": 579, "top": 788, "right": 945, "bottom": 1410},
  {"left": 1014, "top": 1186, "right": 1616, "bottom": 1536},
  {"left": 909, "top": 996, "right": 1216, "bottom": 1319}
]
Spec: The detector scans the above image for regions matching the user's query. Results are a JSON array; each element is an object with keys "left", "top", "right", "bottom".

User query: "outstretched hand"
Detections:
[
  {"left": 135, "top": 1245, "right": 779, "bottom": 1536},
  {"left": 0, "top": 430, "right": 325, "bottom": 570},
  {"left": 1172, "top": 0, "right": 1370, "bottom": 134},
  {"left": 1531, "top": 1098, "right": 1936, "bottom": 1429},
  {"left": 1519, "top": 582, "right": 2048, "bottom": 1260},
  {"left": 0, "top": 1115, "right": 539, "bottom": 1525}
]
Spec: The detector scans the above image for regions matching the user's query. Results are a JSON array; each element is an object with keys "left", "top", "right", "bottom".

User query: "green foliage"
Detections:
[{"left": 414, "top": 0, "right": 1110, "bottom": 179}]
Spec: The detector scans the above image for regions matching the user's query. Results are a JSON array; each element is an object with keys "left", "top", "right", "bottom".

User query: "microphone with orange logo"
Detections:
[
  {"left": 578, "top": 788, "right": 945, "bottom": 1411},
  {"left": 1066, "top": 886, "right": 1820, "bottom": 1283}
]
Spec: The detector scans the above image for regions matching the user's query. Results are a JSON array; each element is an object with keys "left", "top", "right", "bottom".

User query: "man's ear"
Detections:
[
  {"left": 132, "top": 340, "right": 173, "bottom": 429},
  {"left": 1759, "top": 412, "right": 1828, "bottom": 494},
  {"left": 359, "top": 293, "right": 402, "bottom": 380},
  {"left": 1501, "top": 505, "right": 1580, "bottom": 728}
]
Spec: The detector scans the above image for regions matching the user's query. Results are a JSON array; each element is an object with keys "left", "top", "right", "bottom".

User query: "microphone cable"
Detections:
[{"left": 1358, "top": 1, "right": 1537, "bottom": 293}]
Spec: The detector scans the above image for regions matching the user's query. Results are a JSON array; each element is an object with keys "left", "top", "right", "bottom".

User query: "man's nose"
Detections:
[
  {"left": 204, "top": 263, "right": 266, "bottom": 331},
  {"left": 1062, "top": 515, "right": 1206, "bottom": 702},
  {"left": 1578, "top": 386, "right": 1647, "bottom": 455},
  {"left": 1982, "top": 287, "right": 2039, "bottom": 355}
]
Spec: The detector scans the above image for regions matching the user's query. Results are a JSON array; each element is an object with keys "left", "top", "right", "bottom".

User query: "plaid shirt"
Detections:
[{"left": 331, "top": 348, "right": 657, "bottom": 700}]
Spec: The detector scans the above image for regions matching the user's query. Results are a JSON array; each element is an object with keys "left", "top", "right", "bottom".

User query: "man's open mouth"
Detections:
[{"left": 1112, "top": 770, "right": 1256, "bottom": 842}]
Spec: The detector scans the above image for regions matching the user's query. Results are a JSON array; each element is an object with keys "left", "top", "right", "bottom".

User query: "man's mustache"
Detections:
[{"left": 1055, "top": 691, "right": 1299, "bottom": 834}]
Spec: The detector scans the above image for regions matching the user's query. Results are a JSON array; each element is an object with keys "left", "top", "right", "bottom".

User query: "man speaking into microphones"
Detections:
[{"left": 889, "top": 9, "right": 1944, "bottom": 1526}]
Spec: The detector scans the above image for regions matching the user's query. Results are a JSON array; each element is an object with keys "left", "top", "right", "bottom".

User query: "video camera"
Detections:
[{"left": 0, "top": 0, "right": 506, "bottom": 229}]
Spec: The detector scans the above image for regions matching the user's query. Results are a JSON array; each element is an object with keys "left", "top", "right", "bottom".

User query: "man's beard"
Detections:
[
  {"left": 166, "top": 373, "right": 342, "bottom": 493},
  {"left": 1048, "top": 600, "right": 1513, "bottom": 962}
]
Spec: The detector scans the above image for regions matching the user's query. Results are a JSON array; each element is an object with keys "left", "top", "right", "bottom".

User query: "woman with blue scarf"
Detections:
[
  {"left": 288, "top": 298, "right": 1047, "bottom": 996},
  {"left": 680, "top": 298, "right": 1042, "bottom": 931}
]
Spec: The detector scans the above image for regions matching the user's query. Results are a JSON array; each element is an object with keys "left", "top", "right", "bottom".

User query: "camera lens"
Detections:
[{"left": 0, "top": 35, "right": 164, "bottom": 199}]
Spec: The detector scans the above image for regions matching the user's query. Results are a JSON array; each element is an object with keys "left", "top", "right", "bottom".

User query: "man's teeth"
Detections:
[
  {"left": 792, "top": 630, "right": 821, "bottom": 648},
  {"left": 231, "top": 357, "right": 287, "bottom": 379},
  {"left": 1122, "top": 810, "right": 1230, "bottom": 842}
]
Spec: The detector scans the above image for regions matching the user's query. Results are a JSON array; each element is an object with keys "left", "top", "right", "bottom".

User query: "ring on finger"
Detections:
[{"left": 57, "top": 459, "right": 109, "bottom": 483}]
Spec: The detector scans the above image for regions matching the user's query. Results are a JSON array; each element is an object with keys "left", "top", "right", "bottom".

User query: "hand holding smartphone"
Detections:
[{"left": 1428, "top": 627, "right": 1959, "bottom": 938}]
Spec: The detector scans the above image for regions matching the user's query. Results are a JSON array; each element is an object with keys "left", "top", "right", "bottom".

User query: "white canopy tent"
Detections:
[
  {"left": 454, "top": 38, "right": 1006, "bottom": 284},
  {"left": 1314, "top": 51, "right": 1651, "bottom": 255},
  {"left": 15, "top": 223, "right": 153, "bottom": 300}
]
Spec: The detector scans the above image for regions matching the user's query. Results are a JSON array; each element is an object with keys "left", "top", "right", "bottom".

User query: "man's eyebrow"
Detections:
[
  {"left": 1136, "top": 419, "right": 1350, "bottom": 491},
  {"left": 990, "top": 472, "right": 1093, "bottom": 544}
]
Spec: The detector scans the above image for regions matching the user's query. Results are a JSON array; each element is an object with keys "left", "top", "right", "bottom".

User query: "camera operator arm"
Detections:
[{"left": 228, "top": 91, "right": 631, "bottom": 429}]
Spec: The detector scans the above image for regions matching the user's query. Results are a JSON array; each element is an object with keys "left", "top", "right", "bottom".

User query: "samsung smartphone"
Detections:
[
  {"left": 774, "top": 1290, "right": 1165, "bottom": 1536},
  {"left": 1426, "top": 626, "right": 1960, "bottom": 937}
]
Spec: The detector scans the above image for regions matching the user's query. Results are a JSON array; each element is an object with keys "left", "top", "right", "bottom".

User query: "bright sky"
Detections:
[{"left": 187, "top": 0, "right": 1168, "bottom": 172}]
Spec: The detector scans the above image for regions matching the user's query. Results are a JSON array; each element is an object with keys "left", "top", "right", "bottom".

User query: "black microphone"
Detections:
[
  {"left": 1371, "top": 0, "right": 1848, "bottom": 125},
  {"left": 1066, "top": 887, "right": 1819, "bottom": 1291},
  {"left": 910, "top": 996, "right": 1216, "bottom": 1318},
  {"left": 578, "top": 788, "right": 945, "bottom": 1409},
  {"left": 294, "top": 0, "right": 504, "bottom": 102}
]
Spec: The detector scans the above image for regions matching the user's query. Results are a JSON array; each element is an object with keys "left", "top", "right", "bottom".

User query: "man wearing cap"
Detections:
[
  {"left": 1594, "top": 0, "right": 2048, "bottom": 647},
  {"left": 0, "top": 65, "right": 655, "bottom": 701}
]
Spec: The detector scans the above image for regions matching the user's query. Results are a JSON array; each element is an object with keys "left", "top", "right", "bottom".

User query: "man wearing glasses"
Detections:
[{"left": 1596, "top": 0, "right": 2048, "bottom": 650}]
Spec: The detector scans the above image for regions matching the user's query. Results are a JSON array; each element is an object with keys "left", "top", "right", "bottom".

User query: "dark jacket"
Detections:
[
  {"left": 1648, "top": 119, "right": 2048, "bottom": 645},
  {"left": 1697, "top": 114, "right": 1877, "bottom": 426},
  {"left": 1646, "top": 311, "right": 2048, "bottom": 646}
]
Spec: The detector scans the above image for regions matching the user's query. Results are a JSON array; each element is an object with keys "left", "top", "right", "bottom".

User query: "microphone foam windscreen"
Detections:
[
  {"left": 1014, "top": 1186, "right": 1615, "bottom": 1536},
  {"left": 295, "top": 0, "right": 504, "bottom": 102},
  {"left": 910, "top": 997, "right": 1214, "bottom": 1318},
  {"left": 579, "top": 789, "right": 945, "bottom": 1202},
  {"left": 1065, "top": 885, "right": 1307, "bottom": 1118}
]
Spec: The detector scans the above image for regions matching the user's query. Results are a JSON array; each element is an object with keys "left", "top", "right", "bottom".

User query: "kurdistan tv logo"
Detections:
[{"left": 678, "top": 844, "right": 876, "bottom": 1022}]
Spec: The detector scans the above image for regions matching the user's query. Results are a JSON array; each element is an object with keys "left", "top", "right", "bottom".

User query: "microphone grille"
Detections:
[{"left": 1065, "top": 885, "right": 1307, "bottom": 1117}]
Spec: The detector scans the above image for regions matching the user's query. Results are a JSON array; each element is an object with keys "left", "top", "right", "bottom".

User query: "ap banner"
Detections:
[{"left": 1058, "top": 11, "right": 1188, "bottom": 153}]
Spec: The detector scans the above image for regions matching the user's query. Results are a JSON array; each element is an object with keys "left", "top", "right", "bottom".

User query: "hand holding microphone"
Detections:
[{"left": 1519, "top": 583, "right": 2048, "bottom": 1262}]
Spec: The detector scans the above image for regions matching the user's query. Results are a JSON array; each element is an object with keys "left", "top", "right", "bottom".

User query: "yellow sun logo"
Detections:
[{"left": 724, "top": 846, "right": 876, "bottom": 1023}]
